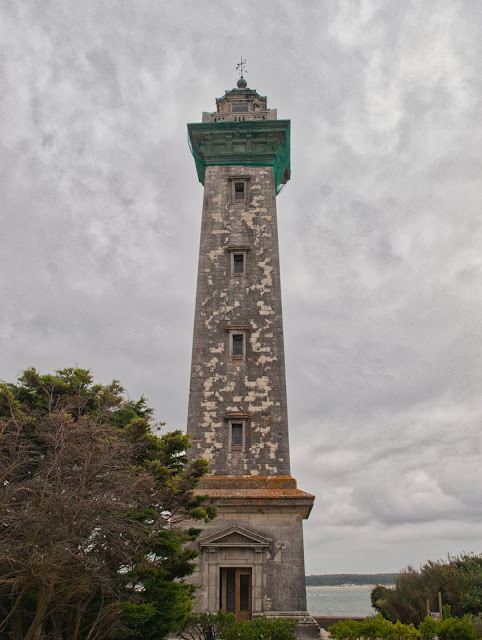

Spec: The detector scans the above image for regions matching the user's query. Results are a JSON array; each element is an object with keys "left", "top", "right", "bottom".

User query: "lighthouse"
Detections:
[{"left": 186, "top": 67, "right": 318, "bottom": 638}]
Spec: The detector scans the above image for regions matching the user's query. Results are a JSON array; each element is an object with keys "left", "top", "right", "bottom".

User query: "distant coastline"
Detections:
[
  {"left": 306, "top": 574, "right": 398, "bottom": 587},
  {"left": 307, "top": 585, "right": 376, "bottom": 590}
]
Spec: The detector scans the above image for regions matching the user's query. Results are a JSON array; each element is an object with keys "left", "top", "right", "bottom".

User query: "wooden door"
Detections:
[{"left": 220, "top": 567, "right": 252, "bottom": 622}]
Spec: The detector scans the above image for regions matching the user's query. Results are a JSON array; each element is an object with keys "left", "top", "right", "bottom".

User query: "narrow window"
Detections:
[
  {"left": 232, "top": 334, "right": 243, "bottom": 356},
  {"left": 234, "top": 182, "right": 245, "bottom": 201},
  {"left": 231, "top": 423, "right": 243, "bottom": 448},
  {"left": 228, "top": 246, "right": 249, "bottom": 277},
  {"left": 233, "top": 253, "right": 244, "bottom": 274},
  {"left": 227, "top": 324, "right": 249, "bottom": 361},
  {"left": 229, "top": 177, "right": 250, "bottom": 205}
]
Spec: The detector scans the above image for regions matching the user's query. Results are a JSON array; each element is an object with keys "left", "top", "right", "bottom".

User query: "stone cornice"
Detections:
[
  {"left": 195, "top": 492, "right": 314, "bottom": 519},
  {"left": 195, "top": 475, "right": 315, "bottom": 519},
  {"left": 187, "top": 120, "right": 290, "bottom": 193}
]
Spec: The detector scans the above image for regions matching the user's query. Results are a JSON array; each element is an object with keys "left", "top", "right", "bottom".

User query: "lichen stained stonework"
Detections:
[{"left": 188, "top": 162, "right": 290, "bottom": 477}]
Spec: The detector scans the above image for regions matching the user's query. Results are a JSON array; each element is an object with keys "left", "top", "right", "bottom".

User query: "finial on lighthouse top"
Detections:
[{"left": 236, "top": 56, "right": 248, "bottom": 88}]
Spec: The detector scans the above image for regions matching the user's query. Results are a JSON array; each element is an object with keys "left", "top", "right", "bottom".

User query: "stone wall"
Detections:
[{"left": 187, "top": 164, "right": 291, "bottom": 477}]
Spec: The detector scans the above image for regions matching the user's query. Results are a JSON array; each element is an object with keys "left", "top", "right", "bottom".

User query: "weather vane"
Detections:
[{"left": 236, "top": 57, "right": 247, "bottom": 79}]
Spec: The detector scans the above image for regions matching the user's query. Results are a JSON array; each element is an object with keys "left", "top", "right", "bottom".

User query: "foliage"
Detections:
[
  {"left": 371, "top": 554, "right": 482, "bottom": 625},
  {"left": 220, "top": 616, "right": 297, "bottom": 640},
  {"left": 417, "top": 615, "right": 438, "bottom": 640},
  {"left": 329, "top": 613, "right": 479, "bottom": 640},
  {"left": 0, "top": 367, "right": 215, "bottom": 640},
  {"left": 177, "top": 611, "right": 235, "bottom": 640},
  {"left": 419, "top": 614, "right": 478, "bottom": 640},
  {"left": 328, "top": 614, "right": 420, "bottom": 639},
  {"left": 471, "top": 614, "right": 482, "bottom": 639},
  {"left": 177, "top": 614, "right": 297, "bottom": 640},
  {"left": 372, "top": 584, "right": 388, "bottom": 609}
]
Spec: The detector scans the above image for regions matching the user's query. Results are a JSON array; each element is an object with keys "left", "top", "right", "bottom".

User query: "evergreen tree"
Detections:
[{"left": 0, "top": 367, "right": 215, "bottom": 640}]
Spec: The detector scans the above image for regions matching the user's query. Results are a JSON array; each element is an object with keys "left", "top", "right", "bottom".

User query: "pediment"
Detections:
[{"left": 199, "top": 526, "right": 271, "bottom": 548}]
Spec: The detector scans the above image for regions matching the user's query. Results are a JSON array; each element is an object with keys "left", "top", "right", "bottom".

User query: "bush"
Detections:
[
  {"left": 418, "top": 615, "right": 438, "bottom": 640},
  {"left": 437, "top": 615, "right": 478, "bottom": 640},
  {"left": 177, "top": 611, "right": 235, "bottom": 640},
  {"left": 329, "top": 614, "right": 420, "bottom": 639},
  {"left": 221, "top": 616, "right": 297, "bottom": 640},
  {"left": 471, "top": 614, "right": 482, "bottom": 639},
  {"left": 419, "top": 614, "right": 478, "bottom": 640}
]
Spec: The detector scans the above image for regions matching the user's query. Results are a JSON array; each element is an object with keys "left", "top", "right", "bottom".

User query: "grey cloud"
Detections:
[{"left": 1, "top": 0, "right": 481, "bottom": 573}]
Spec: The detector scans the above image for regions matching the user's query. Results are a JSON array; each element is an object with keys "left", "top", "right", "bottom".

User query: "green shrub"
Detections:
[
  {"left": 221, "top": 616, "right": 297, "bottom": 640},
  {"left": 327, "top": 618, "right": 361, "bottom": 640},
  {"left": 418, "top": 615, "right": 438, "bottom": 640},
  {"left": 329, "top": 614, "right": 420, "bottom": 639},
  {"left": 471, "top": 614, "right": 482, "bottom": 639},
  {"left": 177, "top": 611, "right": 235, "bottom": 639},
  {"left": 419, "top": 614, "right": 478, "bottom": 640},
  {"left": 436, "top": 615, "right": 478, "bottom": 640}
]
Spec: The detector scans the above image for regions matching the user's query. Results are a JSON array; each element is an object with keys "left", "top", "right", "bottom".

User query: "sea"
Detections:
[{"left": 306, "top": 585, "right": 377, "bottom": 617}]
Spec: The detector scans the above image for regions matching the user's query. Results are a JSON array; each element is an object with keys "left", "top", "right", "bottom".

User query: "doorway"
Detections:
[{"left": 219, "top": 567, "right": 252, "bottom": 622}]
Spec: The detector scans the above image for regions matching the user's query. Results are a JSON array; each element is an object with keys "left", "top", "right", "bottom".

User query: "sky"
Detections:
[{"left": 1, "top": 0, "right": 481, "bottom": 574}]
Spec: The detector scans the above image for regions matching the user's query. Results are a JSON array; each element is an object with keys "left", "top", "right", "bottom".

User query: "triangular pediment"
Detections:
[{"left": 199, "top": 526, "right": 271, "bottom": 548}]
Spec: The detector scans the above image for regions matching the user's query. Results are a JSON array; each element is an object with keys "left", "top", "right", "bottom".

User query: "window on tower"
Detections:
[
  {"left": 232, "top": 334, "right": 243, "bottom": 356},
  {"left": 234, "top": 182, "right": 245, "bottom": 201},
  {"left": 227, "top": 324, "right": 249, "bottom": 361},
  {"left": 233, "top": 253, "right": 244, "bottom": 274},
  {"left": 227, "top": 246, "right": 249, "bottom": 278},
  {"left": 226, "top": 416, "right": 248, "bottom": 451},
  {"left": 229, "top": 176, "right": 250, "bottom": 205},
  {"left": 231, "top": 423, "right": 243, "bottom": 448}
]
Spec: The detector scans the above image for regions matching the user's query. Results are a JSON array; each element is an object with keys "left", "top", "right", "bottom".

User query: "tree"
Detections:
[
  {"left": 0, "top": 367, "right": 215, "bottom": 640},
  {"left": 371, "top": 554, "right": 482, "bottom": 625}
]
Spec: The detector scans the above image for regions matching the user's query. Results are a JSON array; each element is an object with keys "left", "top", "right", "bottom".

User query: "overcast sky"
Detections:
[{"left": 1, "top": 0, "right": 481, "bottom": 574}]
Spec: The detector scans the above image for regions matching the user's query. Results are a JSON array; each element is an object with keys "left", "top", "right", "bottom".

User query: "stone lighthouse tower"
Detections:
[{"left": 187, "top": 71, "right": 318, "bottom": 637}]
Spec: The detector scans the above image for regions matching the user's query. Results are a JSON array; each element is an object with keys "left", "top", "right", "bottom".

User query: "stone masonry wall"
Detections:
[{"left": 187, "top": 164, "right": 291, "bottom": 476}]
